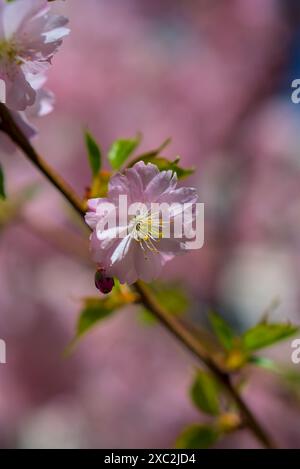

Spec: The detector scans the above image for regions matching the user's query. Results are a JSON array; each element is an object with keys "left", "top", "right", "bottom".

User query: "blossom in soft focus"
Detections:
[
  {"left": 0, "top": 73, "right": 54, "bottom": 153},
  {"left": 0, "top": 0, "right": 69, "bottom": 111},
  {"left": 85, "top": 161, "right": 198, "bottom": 284},
  {"left": 26, "top": 73, "right": 54, "bottom": 118}
]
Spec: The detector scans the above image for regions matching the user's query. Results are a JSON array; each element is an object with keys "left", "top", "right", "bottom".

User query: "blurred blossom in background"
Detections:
[{"left": 1, "top": 0, "right": 300, "bottom": 448}]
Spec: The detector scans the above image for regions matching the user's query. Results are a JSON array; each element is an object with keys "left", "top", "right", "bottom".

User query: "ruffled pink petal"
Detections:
[
  {"left": 130, "top": 161, "right": 159, "bottom": 189},
  {"left": 2, "top": 65, "right": 36, "bottom": 110},
  {"left": 106, "top": 238, "right": 137, "bottom": 284},
  {"left": 27, "top": 86, "right": 54, "bottom": 117},
  {"left": 3, "top": 0, "right": 48, "bottom": 39},
  {"left": 158, "top": 186, "right": 197, "bottom": 205},
  {"left": 145, "top": 170, "right": 177, "bottom": 202},
  {"left": 108, "top": 173, "right": 132, "bottom": 203}
]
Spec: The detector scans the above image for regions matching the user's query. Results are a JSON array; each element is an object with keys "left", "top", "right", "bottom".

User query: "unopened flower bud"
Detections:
[{"left": 94, "top": 270, "right": 114, "bottom": 294}]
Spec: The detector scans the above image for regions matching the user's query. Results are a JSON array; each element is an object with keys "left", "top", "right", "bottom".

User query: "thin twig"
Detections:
[
  {"left": 0, "top": 103, "right": 277, "bottom": 449},
  {"left": 0, "top": 104, "right": 86, "bottom": 217}
]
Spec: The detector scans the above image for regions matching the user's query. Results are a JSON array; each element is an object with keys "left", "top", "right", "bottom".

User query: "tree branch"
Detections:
[
  {"left": 0, "top": 103, "right": 277, "bottom": 449},
  {"left": 0, "top": 104, "right": 86, "bottom": 217}
]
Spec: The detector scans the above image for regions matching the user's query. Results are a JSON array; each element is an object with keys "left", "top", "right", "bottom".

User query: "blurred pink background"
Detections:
[{"left": 1, "top": 0, "right": 300, "bottom": 448}]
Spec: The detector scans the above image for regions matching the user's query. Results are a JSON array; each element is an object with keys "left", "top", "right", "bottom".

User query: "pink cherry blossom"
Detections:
[
  {"left": 0, "top": 0, "right": 69, "bottom": 111},
  {"left": 85, "top": 161, "right": 198, "bottom": 285}
]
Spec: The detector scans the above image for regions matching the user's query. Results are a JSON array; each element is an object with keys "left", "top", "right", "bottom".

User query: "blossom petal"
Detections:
[
  {"left": 145, "top": 170, "right": 177, "bottom": 202},
  {"left": 3, "top": 0, "right": 48, "bottom": 39},
  {"left": 133, "top": 161, "right": 159, "bottom": 188},
  {"left": 134, "top": 247, "right": 165, "bottom": 283}
]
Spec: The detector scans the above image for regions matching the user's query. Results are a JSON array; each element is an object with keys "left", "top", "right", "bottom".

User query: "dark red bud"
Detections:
[{"left": 94, "top": 270, "right": 114, "bottom": 294}]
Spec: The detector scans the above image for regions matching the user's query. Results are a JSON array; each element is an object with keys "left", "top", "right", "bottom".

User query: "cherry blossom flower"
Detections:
[
  {"left": 85, "top": 161, "right": 198, "bottom": 285},
  {"left": 0, "top": 0, "right": 69, "bottom": 111}
]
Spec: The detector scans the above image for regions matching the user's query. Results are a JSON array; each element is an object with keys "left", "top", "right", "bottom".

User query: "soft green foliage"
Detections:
[
  {"left": 209, "top": 312, "right": 298, "bottom": 356},
  {"left": 176, "top": 424, "right": 219, "bottom": 449},
  {"left": 73, "top": 286, "right": 137, "bottom": 344},
  {"left": 85, "top": 131, "right": 102, "bottom": 177},
  {"left": 0, "top": 164, "right": 6, "bottom": 199},
  {"left": 208, "top": 311, "right": 235, "bottom": 351},
  {"left": 108, "top": 135, "right": 140, "bottom": 169},
  {"left": 131, "top": 155, "right": 194, "bottom": 180},
  {"left": 133, "top": 138, "right": 171, "bottom": 160},
  {"left": 139, "top": 281, "right": 189, "bottom": 324},
  {"left": 180, "top": 369, "right": 242, "bottom": 448},
  {"left": 76, "top": 298, "right": 116, "bottom": 337},
  {"left": 248, "top": 356, "right": 280, "bottom": 372},
  {"left": 242, "top": 322, "right": 298, "bottom": 352},
  {"left": 129, "top": 138, "right": 194, "bottom": 179},
  {"left": 190, "top": 370, "right": 220, "bottom": 416}
]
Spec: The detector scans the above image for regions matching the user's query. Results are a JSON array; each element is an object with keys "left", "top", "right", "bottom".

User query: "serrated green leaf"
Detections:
[
  {"left": 242, "top": 322, "right": 298, "bottom": 352},
  {"left": 0, "top": 164, "right": 6, "bottom": 199},
  {"left": 85, "top": 131, "right": 101, "bottom": 177},
  {"left": 208, "top": 311, "right": 235, "bottom": 351},
  {"left": 176, "top": 424, "right": 219, "bottom": 449},
  {"left": 130, "top": 154, "right": 194, "bottom": 180},
  {"left": 190, "top": 371, "right": 220, "bottom": 416},
  {"left": 108, "top": 135, "right": 140, "bottom": 169}
]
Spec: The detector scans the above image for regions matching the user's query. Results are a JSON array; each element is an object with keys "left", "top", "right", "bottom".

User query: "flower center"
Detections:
[
  {"left": 130, "top": 210, "right": 163, "bottom": 252},
  {"left": 0, "top": 39, "right": 19, "bottom": 63}
]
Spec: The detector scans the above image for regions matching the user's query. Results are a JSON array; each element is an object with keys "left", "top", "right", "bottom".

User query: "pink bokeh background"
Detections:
[{"left": 1, "top": 0, "right": 300, "bottom": 448}]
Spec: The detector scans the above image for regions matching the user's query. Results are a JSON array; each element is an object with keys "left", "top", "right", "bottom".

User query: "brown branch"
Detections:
[
  {"left": 0, "top": 104, "right": 86, "bottom": 217},
  {"left": 0, "top": 104, "right": 277, "bottom": 449}
]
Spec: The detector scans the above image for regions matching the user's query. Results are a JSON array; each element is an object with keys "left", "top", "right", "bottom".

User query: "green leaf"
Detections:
[
  {"left": 248, "top": 356, "right": 280, "bottom": 372},
  {"left": 138, "top": 281, "right": 189, "bottom": 324},
  {"left": 85, "top": 131, "right": 101, "bottom": 177},
  {"left": 131, "top": 138, "right": 171, "bottom": 161},
  {"left": 0, "top": 164, "right": 6, "bottom": 199},
  {"left": 69, "top": 286, "right": 137, "bottom": 350},
  {"left": 242, "top": 322, "right": 299, "bottom": 352},
  {"left": 108, "top": 135, "right": 140, "bottom": 169},
  {"left": 76, "top": 298, "right": 115, "bottom": 338},
  {"left": 130, "top": 154, "right": 194, "bottom": 180},
  {"left": 208, "top": 312, "right": 235, "bottom": 351},
  {"left": 190, "top": 371, "right": 220, "bottom": 416},
  {"left": 176, "top": 424, "right": 219, "bottom": 449}
]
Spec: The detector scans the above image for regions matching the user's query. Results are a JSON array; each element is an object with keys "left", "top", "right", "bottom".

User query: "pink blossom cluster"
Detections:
[{"left": 0, "top": 0, "right": 69, "bottom": 147}]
